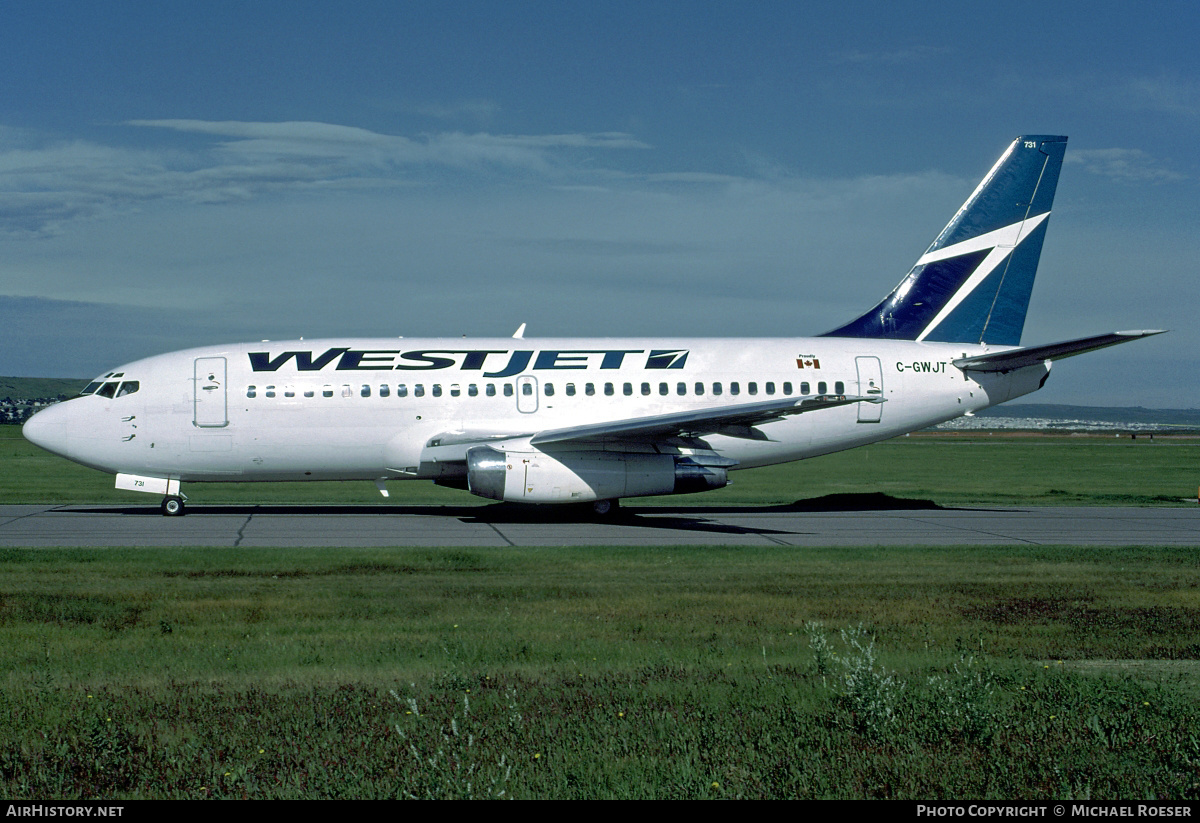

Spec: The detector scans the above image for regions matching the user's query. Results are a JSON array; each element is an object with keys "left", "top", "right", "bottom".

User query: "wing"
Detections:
[
  {"left": 414, "top": 393, "right": 883, "bottom": 473},
  {"left": 531, "top": 393, "right": 880, "bottom": 445}
]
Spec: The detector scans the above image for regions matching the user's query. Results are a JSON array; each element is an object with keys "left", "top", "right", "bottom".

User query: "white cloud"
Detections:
[
  {"left": 830, "top": 45, "right": 950, "bottom": 65},
  {"left": 0, "top": 120, "right": 653, "bottom": 238},
  {"left": 1110, "top": 75, "right": 1200, "bottom": 117},
  {"left": 1, "top": 121, "right": 1191, "bottom": 405},
  {"left": 403, "top": 99, "right": 503, "bottom": 123},
  {"left": 1065, "top": 148, "right": 1185, "bottom": 183}
]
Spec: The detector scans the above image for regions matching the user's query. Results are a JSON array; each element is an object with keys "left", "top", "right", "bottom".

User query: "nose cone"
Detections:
[{"left": 23, "top": 402, "right": 71, "bottom": 457}]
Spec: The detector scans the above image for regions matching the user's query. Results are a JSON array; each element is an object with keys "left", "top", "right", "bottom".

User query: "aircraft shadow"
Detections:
[
  {"left": 57, "top": 502, "right": 803, "bottom": 536},
  {"left": 456, "top": 507, "right": 802, "bottom": 536}
]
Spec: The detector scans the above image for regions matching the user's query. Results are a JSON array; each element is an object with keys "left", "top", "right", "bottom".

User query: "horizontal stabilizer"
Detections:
[{"left": 952, "top": 330, "right": 1165, "bottom": 373}]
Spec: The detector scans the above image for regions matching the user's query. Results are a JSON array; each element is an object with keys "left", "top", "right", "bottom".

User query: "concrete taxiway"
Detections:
[{"left": 1, "top": 503, "right": 1197, "bottom": 548}]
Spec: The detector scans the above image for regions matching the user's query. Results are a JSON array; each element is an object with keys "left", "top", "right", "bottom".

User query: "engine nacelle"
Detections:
[{"left": 465, "top": 446, "right": 728, "bottom": 504}]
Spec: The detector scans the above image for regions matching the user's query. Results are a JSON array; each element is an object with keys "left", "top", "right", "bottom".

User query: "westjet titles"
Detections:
[{"left": 247, "top": 347, "right": 692, "bottom": 376}]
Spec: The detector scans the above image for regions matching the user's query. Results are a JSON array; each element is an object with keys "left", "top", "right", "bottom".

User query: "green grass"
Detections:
[
  {"left": 3, "top": 425, "right": 1196, "bottom": 507},
  {"left": 4, "top": 425, "right": 1199, "bottom": 798},
  {"left": 3, "top": 544, "right": 1200, "bottom": 798}
]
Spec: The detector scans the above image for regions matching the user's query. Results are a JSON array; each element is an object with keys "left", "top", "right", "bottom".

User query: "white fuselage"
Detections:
[{"left": 29, "top": 335, "right": 1049, "bottom": 489}]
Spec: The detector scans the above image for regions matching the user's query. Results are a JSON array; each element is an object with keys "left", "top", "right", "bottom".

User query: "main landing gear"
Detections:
[
  {"left": 591, "top": 499, "right": 620, "bottom": 518},
  {"left": 161, "top": 496, "right": 185, "bottom": 516}
]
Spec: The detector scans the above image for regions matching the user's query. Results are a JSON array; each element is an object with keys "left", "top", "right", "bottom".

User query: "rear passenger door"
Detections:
[{"left": 855, "top": 356, "right": 883, "bottom": 423}]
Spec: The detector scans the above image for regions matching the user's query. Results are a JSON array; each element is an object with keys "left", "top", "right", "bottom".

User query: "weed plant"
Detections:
[
  {"left": 4, "top": 650, "right": 1198, "bottom": 798},
  {"left": 2, "top": 545, "right": 1200, "bottom": 798}
]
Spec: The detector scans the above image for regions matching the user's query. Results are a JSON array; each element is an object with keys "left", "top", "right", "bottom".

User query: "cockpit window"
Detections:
[
  {"left": 81, "top": 382, "right": 103, "bottom": 396},
  {"left": 115, "top": 381, "right": 140, "bottom": 398},
  {"left": 94, "top": 382, "right": 119, "bottom": 398}
]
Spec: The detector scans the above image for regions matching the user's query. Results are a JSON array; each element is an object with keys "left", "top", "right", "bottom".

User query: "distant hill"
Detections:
[{"left": 0, "top": 376, "right": 89, "bottom": 402}]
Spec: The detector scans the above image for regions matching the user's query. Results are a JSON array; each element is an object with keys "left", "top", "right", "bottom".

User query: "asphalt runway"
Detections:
[{"left": 2, "top": 502, "right": 1198, "bottom": 548}]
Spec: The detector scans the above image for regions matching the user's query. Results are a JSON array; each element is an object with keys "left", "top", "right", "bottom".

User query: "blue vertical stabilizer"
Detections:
[{"left": 822, "top": 135, "right": 1067, "bottom": 345}]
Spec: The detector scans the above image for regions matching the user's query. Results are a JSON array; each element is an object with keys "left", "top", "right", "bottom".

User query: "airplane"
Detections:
[{"left": 23, "top": 135, "right": 1163, "bottom": 517}]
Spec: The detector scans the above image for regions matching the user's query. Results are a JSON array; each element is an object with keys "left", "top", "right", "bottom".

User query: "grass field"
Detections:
[
  {"left": 2, "top": 424, "right": 1197, "bottom": 508},
  {"left": 3, "top": 544, "right": 1200, "bottom": 799},
  {"left": 3, "top": 425, "right": 1199, "bottom": 798}
]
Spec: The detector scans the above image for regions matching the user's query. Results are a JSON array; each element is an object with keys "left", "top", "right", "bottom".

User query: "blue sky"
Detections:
[{"left": 2, "top": 1, "right": 1196, "bottom": 406}]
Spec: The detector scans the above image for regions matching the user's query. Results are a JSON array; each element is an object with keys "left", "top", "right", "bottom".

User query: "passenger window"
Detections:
[
  {"left": 323, "top": 386, "right": 334, "bottom": 398},
  {"left": 432, "top": 385, "right": 442, "bottom": 397},
  {"left": 304, "top": 389, "right": 314, "bottom": 398},
  {"left": 818, "top": 382, "right": 827, "bottom": 395},
  {"left": 640, "top": 382, "right": 650, "bottom": 396},
  {"left": 397, "top": 384, "right": 408, "bottom": 397},
  {"left": 677, "top": 382, "right": 686, "bottom": 396},
  {"left": 623, "top": 383, "right": 633, "bottom": 396},
  {"left": 766, "top": 382, "right": 775, "bottom": 395},
  {"left": 604, "top": 383, "right": 614, "bottom": 396},
  {"left": 379, "top": 385, "right": 390, "bottom": 397},
  {"left": 450, "top": 384, "right": 461, "bottom": 397},
  {"left": 284, "top": 387, "right": 295, "bottom": 398},
  {"left": 565, "top": 383, "right": 576, "bottom": 396},
  {"left": 713, "top": 382, "right": 723, "bottom": 396},
  {"left": 504, "top": 384, "right": 513, "bottom": 397},
  {"left": 659, "top": 382, "right": 668, "bottom": 396},
  {"left": 730, "top": 382, "right": 740, "bottom": 396},
  {"left": 835, "top": 381, "right": 844, "bottom": 395},
  {"left": 341, "top": 385, "right": 352, "bottom": 398},
  {"left": 361, "top": 385, "right": 371, "bottom": 397},
  {"left": 468, "top": 384, "right": 478, "bottom": 397},
  {"left": 585, "top": 383, "right": 595, "bottom": 396},
  {"left": 486, "top": 384, "right": 496, "bottom": 397},
  {"left": 521, "top": 383, "right": 532, "bottom": 396},
  {"left": 247, "top": 385, "right": 257, "bottom": 399},
  {"left": 694, "top": 382, "right": 704, "bottom": 396},
  {"left": 748, "top": 382, "right": 757, "bottom": 396},
  {"left": 545, "top": 383, "right": 554, "bottom": 396},
  {"left": 266, "top": 386, "right": 276, "bottom": 398},
  {"left": 798, "top": 382, "right": 807, "bottom": 395},
  {"left": 414, "top": 385, "right": 425, "bottom": 397}
]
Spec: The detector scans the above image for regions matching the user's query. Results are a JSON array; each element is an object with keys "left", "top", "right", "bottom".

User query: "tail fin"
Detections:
[{"left": 822, "top": 135, "right": 1067, "bottom": 345}]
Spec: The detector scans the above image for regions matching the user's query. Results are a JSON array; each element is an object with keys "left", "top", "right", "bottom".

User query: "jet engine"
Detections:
[{"left": 465, "top": 446, "right": 728, "bottom": 504}]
